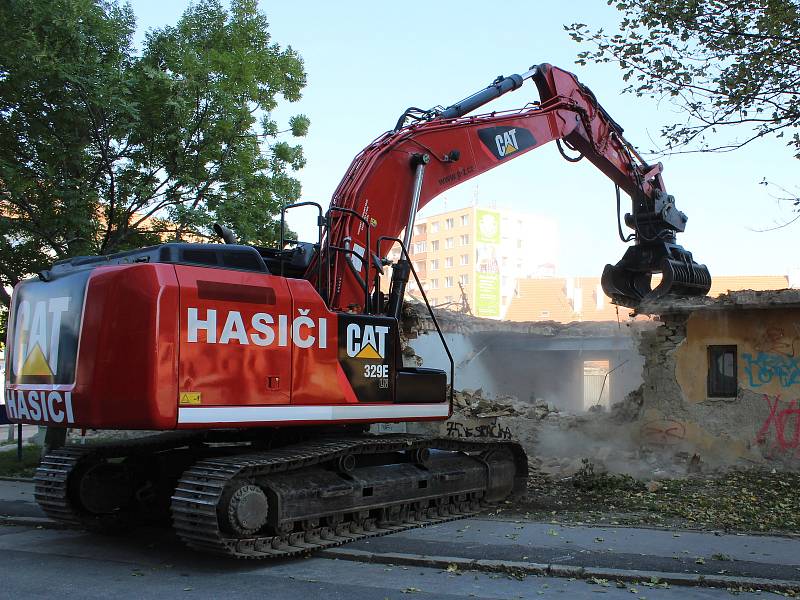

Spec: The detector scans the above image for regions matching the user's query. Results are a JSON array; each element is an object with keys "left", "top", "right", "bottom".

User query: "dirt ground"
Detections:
[{"left": 499, "top": 463, "right": 800, "bottom": 535}]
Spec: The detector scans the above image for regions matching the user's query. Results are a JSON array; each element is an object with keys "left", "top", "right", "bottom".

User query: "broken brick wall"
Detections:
[
  {"left": 402, "top": 303, "right": 667, "bottom": 477},
  {"left": 638, "top": 305, "right": 800, "bottom": 470}
]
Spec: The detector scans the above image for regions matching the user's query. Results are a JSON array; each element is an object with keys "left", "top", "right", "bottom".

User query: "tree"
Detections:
[
  {"left": 0, "top": 0, "right": 308, "bottom": 336},
  {"left": 566, "top": 1, "right": 800, "bottom": 158}
]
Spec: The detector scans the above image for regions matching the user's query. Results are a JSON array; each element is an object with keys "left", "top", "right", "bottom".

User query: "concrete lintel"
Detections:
[
  {"left": 485, "top": 335, "right": 634, "bottom": 352},
  {"left": 636, "top": 289, "right": 800, "bottom": 316}
]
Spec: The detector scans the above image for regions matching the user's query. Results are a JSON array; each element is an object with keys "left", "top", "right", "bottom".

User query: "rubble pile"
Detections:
[
  {"left": 452, "top": 388, "right": 586, "bottom": 425},
  {"left": 452, "top": 388, "right": 529, "bottom": 418},
  {"left": 446, "top": 386, "right": 699, "bottom": 480}
]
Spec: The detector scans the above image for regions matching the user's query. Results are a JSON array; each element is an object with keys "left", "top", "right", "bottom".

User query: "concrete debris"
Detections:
[
  {"left": 420, "top": 383, "right": 714, "bottom": 481},
  {"left": 636, "top": 287, "right": 800, "bottom": 316},
  {"left": 402, "top": 299, "right": 643, "bottom": 338},
  {"left": 452, "top": 388, "right": 554, "bottom": 419}
]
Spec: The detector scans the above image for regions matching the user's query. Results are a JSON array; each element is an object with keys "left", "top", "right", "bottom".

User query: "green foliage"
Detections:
[
  {"left": 0, "top": 0, "right": 308, "bottom": 320},
  {"left": 567, "top": 1, "right": 800, "bottom": 158},
  {"left": 0, "top": 444, "right": 42, "bottom": 478}
]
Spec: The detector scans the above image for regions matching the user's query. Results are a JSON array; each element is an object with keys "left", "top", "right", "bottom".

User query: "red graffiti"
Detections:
[{"left": 756, "top": 394, "right": 800, "bottom": 454}]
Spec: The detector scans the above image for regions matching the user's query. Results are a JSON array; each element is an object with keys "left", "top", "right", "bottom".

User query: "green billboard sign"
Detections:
[
  {"left": 476, "top": 209, "right": 501, "bottom": 244},
  {"left": 475, "top": 272, "right": 500, "bottom": 317}
]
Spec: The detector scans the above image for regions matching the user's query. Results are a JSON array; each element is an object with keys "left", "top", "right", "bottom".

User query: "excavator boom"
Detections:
[{"left": 312, "top": 63, "right": 710, "bottom": 310}]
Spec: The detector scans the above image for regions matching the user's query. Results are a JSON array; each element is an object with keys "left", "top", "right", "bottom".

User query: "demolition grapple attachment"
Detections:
[
  {"left": 602, "top": 242, "right": 711, "bottom": 308},
  {"left": 601, "top": 190, "right": 711, "bottom": 307}
]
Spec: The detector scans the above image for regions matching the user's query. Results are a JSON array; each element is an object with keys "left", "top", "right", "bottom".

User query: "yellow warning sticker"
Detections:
[{"left": 179, "top": 392, "right": 202, "bottom": 405}]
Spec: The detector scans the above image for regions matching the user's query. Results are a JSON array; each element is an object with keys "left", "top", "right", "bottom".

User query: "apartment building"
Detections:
[{"left": 391, "top": 206, "right": 558, "bottom": 318}]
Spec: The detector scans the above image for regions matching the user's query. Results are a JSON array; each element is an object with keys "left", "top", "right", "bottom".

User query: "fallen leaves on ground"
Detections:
[{"left": 516, "top": 467, "right": 800, "bottom": 533}]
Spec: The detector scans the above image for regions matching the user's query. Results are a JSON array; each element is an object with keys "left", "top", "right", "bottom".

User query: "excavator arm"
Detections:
[{"left": 309, "top": 63, "right": 710, "bottom": 311}]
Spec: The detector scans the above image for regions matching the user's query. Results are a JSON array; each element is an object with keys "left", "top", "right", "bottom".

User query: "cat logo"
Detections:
[
  {"left": 495, "top": 128, "right": 519, "bottom": 157},
  {"left": 346, "top": 323, "right": 389, "bottom": 360},
  {"left": 11, "top": 297, "right": 71, "bottom": 380},
  {"left": 477, "top": 126, "right": 536, "bottom": 161}
]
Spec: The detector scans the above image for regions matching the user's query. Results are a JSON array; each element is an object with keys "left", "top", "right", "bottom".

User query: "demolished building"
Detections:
[
  {"left": 404, "top": 288, "right": 800, "bottom": 477},
  {"left": 636, "top": 288, "right": 800, "bottom": 469}
]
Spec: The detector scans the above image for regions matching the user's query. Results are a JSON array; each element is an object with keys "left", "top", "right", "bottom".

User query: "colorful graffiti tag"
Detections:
[
  {"left": 756, "top": 394, "right": 800, "bottom": 455},
  {"left": 742, "top": 352, "right": 800, "bottom": 389}
]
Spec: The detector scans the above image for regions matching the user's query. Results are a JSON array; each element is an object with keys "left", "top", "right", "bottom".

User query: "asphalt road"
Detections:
[
  {"left": 2, "top": 478, "right": 799, "bottom": 598},
  {"left": 0, "top": 523, "right": 781, "bottom": 599}
]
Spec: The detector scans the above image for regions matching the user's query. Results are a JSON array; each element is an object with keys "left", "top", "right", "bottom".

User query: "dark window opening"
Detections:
[{"left": 708, "top": 345, "right": 737, "bottom": 398}]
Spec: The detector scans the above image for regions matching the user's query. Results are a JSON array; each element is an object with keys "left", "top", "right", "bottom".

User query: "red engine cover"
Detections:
[{"left": 3, "top": 264, "right": 449, "bottom": 429}]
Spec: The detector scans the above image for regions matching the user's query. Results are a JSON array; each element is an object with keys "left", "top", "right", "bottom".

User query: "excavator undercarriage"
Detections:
[{"left": 35, "top": 432, "right": 527, "bottom": 559}]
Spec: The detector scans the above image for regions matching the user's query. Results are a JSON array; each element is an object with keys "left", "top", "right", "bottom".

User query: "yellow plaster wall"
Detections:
[
  {"left": 675, "top": 309, "right": 800, "bottom": 403},
  {"left": 639, "top": 407, "right": 756, "bottom": 463}
]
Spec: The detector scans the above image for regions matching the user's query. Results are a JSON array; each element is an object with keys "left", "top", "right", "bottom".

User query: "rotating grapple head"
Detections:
[{"left": 602, "top": 241, "right": 711, "bottom": 308}]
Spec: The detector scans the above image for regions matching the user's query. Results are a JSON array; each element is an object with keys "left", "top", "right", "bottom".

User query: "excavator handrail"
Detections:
[{"left": 377, "top": 236, "right": 455, "bottom": 412}]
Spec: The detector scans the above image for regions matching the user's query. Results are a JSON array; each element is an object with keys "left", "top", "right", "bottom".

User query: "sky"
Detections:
[{"left": 127, "top": 0, "right": 799, "bottom": 279}]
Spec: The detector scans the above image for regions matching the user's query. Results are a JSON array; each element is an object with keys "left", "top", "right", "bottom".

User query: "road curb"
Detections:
[
  {"left": 318, "top": 548, "right": 800, "bottom": 592},
  {"left": 0, "top": 476, "right": 35, "bottom": 483}
]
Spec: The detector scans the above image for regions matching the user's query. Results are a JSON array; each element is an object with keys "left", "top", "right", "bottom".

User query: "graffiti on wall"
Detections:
[
  {"left": 753, "top": 326, "right": 799, "bottom": 357},
  {"left": 640, "top": 418, "right": 686, "bottom": 446},
  {"left": 742, "top": 352, "right": 800, "bottom": 389},
  {"left": 446, "top": 420, "right": 513, "bottom": 440},
  {"left": 756, "top": 394, "right": 800, "bottom": 456}
]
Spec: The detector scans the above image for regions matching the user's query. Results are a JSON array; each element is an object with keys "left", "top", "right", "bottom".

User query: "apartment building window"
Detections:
[
  {"left": 445, "top": 237, "right": 454, "bottom": 249},
  {"left": 429, "top": 278, "right": 439, "bottom": 289},
  {"left": 430, "top": 259, "right": 439, "bottom": 270},
  {"left": 430, "top": 297, "right": 438, "bottom": 305},
  {"left": 459, "top": 274, "right": 469, "bottom": 286},
  {"left": 430, "top": 222, "right": 439, "bottom": 233},
  {"left": 415, "top": 262, "right": 424, "bottom": 272},
  {"left": 460, "top": 254, "right": 469, "bottom": 266},
  {"left": 444, "top": 276, "right": 454, "bottom": 288},
  {"left": 444, "top": 295, "right": 453, "bottom": 303},
  {"left": 445, "top": 217, "right": 455, "bottom": 229},
  {"left": 708, "top": 345, "right": 737, "bottom": 398},
  {"left": 413, "top": 224, "right": 424, "bottom": 236},
  {"left": 414, "top": 241, "right": 426, "bottom": 253},
  {"left": 461, "top": 214, "right": 469, "bottom": 226},
  {"left": 430, "top": 240, "right": 439, "bottom": 251},
  {"left": 460, "top": 234, "right": 470, "bottom": 246},
  {"left": 445, "top": 257, "right": 453, "bottom": 268}
]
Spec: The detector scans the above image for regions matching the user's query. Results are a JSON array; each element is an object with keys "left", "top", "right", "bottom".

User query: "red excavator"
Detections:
[{"left": 4, "top": 63, "right": 710, "bottom": 559}]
